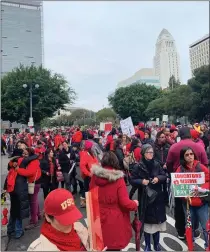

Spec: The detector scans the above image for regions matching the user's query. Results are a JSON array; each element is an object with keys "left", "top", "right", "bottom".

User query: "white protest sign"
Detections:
[
  {"left": 100, "top": 122, "right": 105, "bottom": 131},
  {"left": 162, "top": 115, "right": 168, "bottom": 122},
  {"left": 171, "top": 172, "right": 206, "bottom": 197},
  {"left": 156, "top": 118, "right": 160, "bottom": 126},
  {"left": 120, "top": 117, "right": 135, "bottom": 137}
]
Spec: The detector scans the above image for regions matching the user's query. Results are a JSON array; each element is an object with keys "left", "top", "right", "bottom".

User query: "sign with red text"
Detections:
[{"left": 171, "top": 172, "right": 205, "bottom": 197}]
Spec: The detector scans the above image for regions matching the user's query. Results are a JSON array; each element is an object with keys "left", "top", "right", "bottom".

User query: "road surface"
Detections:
[{"left": 1, "top": 155, "right": 205, "bottom": 251}]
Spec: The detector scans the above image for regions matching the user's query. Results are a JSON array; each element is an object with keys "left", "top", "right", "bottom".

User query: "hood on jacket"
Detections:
[{"left": 91, "top": 164, "right": 124, "bottom": 186}]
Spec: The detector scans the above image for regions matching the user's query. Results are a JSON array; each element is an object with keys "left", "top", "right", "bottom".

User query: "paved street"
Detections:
[{"left": 1, "top": 155, "right": 205, "bottom": 251}]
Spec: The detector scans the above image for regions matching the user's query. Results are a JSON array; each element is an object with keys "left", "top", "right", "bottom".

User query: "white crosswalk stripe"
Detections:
[{"left": 82, "top": 214, "right": 205, "bottom": 251}]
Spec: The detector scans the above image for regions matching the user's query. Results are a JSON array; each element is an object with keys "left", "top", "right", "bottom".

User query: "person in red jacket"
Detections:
[
  {"left": 90, "top": 151, "right": 138, "bottom": 251},
  {"left": 54, "top": 132, "right": 63, "bottom": 150},
  {"left": 130, "top": 138, "right": 142, "bottom": 162},
  {"left": 176, "top": 147, "right": 209, "bottom": 250},
  {"left": 16, "top": 148, "right": 42, "bottom": 230},
  {"left": 72, "top": 128, "right": 83, "bottom": 145},
  {"left": 79, "top": 141, "right": 98, "bottom": 208}
]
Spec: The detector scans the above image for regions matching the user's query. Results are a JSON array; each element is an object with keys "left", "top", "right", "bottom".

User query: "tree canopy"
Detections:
[
  {"left": 96, "top": 108, "right": 117, "bottom": 123},
  {"left": 1, "top": 64, "right": 76, "bottom": 124},
  {"left": 187, "top": 65, "right": 210, "bottom": 121},
  {"left": 146, "top": 65, "right": 210, "bottom": 121},
  {"left": 108, "top": 83, "right": 161, "bottom": 123},
  {"left": 168, "top": 75, "right": 181, "bottom": 90}
]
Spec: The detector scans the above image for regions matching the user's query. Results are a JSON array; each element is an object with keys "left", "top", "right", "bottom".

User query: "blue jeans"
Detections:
[
  {"left": 183, "top": 202, "right": 208, "bottom": 248},
  {"left": 7, "top": 217, "right": 23, "bottom": 237}
]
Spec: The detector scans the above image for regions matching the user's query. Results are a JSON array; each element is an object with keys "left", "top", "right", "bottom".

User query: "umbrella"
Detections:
[
  {"left": 206, "top": 220, "right": 210, "bottom": 251},
  {"left": 185, "top": 200, "right": 194, "bottom": 251},
  {"left": 132, "top": 211, "right": 142, "bottom": 251}
]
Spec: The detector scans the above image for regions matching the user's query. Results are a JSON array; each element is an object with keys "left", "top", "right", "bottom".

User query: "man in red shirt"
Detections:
[{"left": 166, "top": 127, "right": 208, "bottom": 240}]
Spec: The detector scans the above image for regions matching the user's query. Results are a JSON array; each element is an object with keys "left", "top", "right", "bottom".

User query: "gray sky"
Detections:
[{"left": 43, "top": 1, "right": 209, "bottom": 111}]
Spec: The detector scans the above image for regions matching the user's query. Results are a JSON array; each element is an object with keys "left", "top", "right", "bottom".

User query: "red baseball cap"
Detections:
[{"left": 44, "top": 189, "right": 82, "bottom": 226}]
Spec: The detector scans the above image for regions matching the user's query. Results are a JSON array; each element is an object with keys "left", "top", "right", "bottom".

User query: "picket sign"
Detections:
[
  {"left": 120, "top": 117, "right": 135, "bottom": 137},
  {"left": 171, "top": 172, "right": 206, "bottom": 197}
]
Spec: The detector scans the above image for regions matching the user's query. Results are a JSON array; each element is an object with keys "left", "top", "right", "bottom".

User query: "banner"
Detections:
[
  {"left": 104, "top": 122, "right": 112, "bottom": 132},
  {"left": 120, "top": 117, "right": 135, "bottom": 137},
  {"left": 86, "top": 187, "right": 106, "bottom": 251},
  {"left": 171, "top": 172, "right": 207, "bottom": 197}
]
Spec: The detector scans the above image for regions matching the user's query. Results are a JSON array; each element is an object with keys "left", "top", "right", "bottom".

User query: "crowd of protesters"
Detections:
[{"left": 2, "top": 121, "right": 210, "bottom": 251}]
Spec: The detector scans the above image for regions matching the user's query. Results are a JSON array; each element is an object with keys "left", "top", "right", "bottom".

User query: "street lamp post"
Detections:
[{"left": 23, "top": 83, "right": 39, "bottom": 132}]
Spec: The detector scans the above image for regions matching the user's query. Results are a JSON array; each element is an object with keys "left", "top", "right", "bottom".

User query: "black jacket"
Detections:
[
  {"left": 58, "top": 148, "right": 71, "bottom": 173},
  {"left": 130, "top": 159, "right": 167, "bottom": 224},
  {"left": 3, "top": 156, "right": 38, "bottom": 220},
  {"left": 115, "top": 148, "right": 125, "bottom": 170},
  {"left": 154, "top": 142, "right": 171, "bottom": 167},
  {"left": 39, "top": 157, "right": 58, "bottom": 184}
]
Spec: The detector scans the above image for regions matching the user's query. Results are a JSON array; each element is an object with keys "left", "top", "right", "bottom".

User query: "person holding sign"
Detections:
[{"left": 176, "top": 147, "right": 209, "bottom": 250}]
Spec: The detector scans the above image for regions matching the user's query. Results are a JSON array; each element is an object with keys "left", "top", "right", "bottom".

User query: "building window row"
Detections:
[{"left": 1, "top": 2, "right": 41, "bottom": 10}]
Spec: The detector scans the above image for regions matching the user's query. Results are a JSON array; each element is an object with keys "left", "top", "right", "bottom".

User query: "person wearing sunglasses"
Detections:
[{"left": 176, "top": 147, "right": 210, "bottom": 250}]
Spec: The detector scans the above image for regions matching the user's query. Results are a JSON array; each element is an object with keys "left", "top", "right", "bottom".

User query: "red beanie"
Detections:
[
  {"left": 84, "top": 140, "right": 93, "bottom": 150},
  {"left": 190, "top": 129, "right": 199, "bottom": 139}
]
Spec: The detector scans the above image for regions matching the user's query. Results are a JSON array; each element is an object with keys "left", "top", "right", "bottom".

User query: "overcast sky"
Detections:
[{"left": 43, "top": 1, "right": 209, "bottom": 111}]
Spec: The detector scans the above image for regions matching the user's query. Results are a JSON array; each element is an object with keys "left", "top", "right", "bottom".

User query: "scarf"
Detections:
[
  {"left": 41, "top": 221, "right": 83, "bottom": 251},
  {"left": 142, "top": 158, "right": 154, "bottom": 177},
  {"left": 7, "top": 168, "right": 17, "bottom": 193}
]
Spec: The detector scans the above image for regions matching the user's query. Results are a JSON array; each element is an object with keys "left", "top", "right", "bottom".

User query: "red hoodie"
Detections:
[
  {"left": 176, "top": 160, "right": 209, "bottom": 207},
  {"left": 72, "top": 131, "right": 83, "bottom": 143},
  {"left": 79, "top": 150, "right": 98, "bottom": 178},
  {"left": 17, "top": 158, "right": 41, "bottom": 183}
]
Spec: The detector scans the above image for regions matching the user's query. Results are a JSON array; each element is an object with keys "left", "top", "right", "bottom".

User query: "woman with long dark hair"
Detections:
[
  {"left": 176, "top": 147, "right": 209, "bottom": 250},
  {"left": 40, "top": 149, "right": 59, "bottom": 199}
]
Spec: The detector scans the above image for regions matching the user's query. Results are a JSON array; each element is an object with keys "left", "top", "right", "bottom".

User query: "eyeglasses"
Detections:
[
  {"left": 145, "top": 152, "right": 154, "bottom": 154},
  {"left": 185, "top": 153, "right": 194, "bottom": 157}
]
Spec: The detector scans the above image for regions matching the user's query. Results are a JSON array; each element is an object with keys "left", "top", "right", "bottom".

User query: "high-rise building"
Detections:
[
  {"left": 153, "top": 29, "right": 181, "bottom": 89},
  {"left": 189, "top": 34, "right": 209, "bottom": 76},
  {"left": 117, "top": 68, "right": 161, "bottom": 89},
  {"left": 0, "top": 0, "right": 43, "bottom": 76}
]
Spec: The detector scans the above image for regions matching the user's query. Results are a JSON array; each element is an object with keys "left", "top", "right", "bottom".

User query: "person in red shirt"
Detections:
[
  {"left": 34, "top": 140, "right": 46, "bottom": 160},
  {"left": 79, "top": 141, "right": 98, "bottom": 208},
  {"left": 54, "top": 132, "right": 63, "bottom": 150},
  {"left": 130, "top": 138, "right": 142, "bottom": 162},
  {"left": 176, "top": 147, "right": 209, "bottom": 250},
  {"left": 16, "top": 148, "right": 42, "bottom": 230},
  {"left": 90, "top": 151, "right": 138, "bottom": 250},
  {"left": 72, "top": 128, "right": 83, "bottom": 145},
  {"left": 166, "top": 127, "right": 208, "bottom": 240}
]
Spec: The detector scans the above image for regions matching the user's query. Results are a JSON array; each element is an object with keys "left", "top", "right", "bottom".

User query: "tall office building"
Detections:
[
  {"left": 0, "top": 0, "right": 43, "bottom": 76},
  {"left": 154, "top": 29, "right": 181, "bottom": 89},
  {"left": 189, "top": 34, "right": 209, "bottom": 76}
]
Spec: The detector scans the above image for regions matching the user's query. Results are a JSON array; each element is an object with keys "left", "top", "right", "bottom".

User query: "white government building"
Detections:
[
  {"left": 1, "top": 0, "right": 43, "bottom": 76},
  {"left": 153, "top": 29, "right": 181, "bottom": 89},
  {"left": 189, "top": 34, "right": 209, "bottom": 76},
  {"left": 117, "top": 29, "right": 181, "bottom": 90}
]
